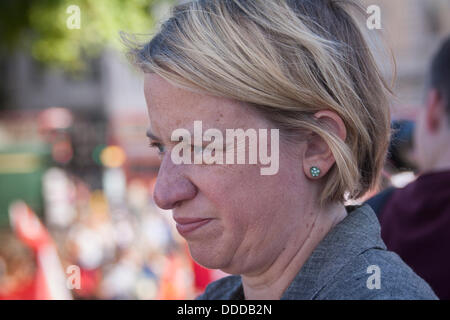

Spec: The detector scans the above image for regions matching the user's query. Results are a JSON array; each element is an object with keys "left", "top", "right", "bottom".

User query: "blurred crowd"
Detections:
[{"left": 0, "top": 108, "right": 224, "bottom": 299}]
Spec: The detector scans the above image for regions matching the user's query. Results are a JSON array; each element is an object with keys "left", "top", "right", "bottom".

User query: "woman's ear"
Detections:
[{"left": 302, "top": 110, "right": 347, "bottom": 180}]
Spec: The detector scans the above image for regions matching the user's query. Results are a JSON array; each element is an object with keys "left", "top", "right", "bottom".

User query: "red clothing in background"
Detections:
[{"left": 379, "top": 170, "right": 450, "bottom": 300}]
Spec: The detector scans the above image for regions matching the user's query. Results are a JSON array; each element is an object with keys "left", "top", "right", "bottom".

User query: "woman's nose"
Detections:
[{"left": 152, "top": 156, "right": 197, "bottom": 210}]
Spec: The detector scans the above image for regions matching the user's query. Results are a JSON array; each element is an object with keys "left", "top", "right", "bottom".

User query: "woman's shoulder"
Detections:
[
  {"left": 313, "top": 248, "right": 438, "bottom": 300},
  {"left": 196, "top": 275, "right": 244, "bottom": 300}
]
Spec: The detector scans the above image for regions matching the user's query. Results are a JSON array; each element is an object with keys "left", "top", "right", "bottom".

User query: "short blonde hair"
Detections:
[{"left": 126, "top": 0, "right": 391, "bottom": 203}]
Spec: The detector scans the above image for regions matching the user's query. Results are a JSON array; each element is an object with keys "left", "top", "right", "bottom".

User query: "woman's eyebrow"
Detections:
[{"left": 146, "top": 129, "right": 161, "bottom": 141}]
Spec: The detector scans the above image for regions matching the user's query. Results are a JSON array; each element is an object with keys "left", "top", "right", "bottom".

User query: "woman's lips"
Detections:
[{"left": 174, "top": 217, "right": 213, "bottom": 237}]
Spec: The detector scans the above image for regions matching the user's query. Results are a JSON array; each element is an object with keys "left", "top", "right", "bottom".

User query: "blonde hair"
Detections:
[{"left": 125, "top": 0, "right": 391, "bottom": 203}]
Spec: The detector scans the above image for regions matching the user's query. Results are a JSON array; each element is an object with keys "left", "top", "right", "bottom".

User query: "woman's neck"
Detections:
[{"left": 241, "top": 202, "right": 348, "bottom": 300}]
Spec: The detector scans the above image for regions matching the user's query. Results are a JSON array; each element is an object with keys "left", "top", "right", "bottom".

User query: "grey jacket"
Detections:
[{"left": 197, "top": 205, "right": 438, "bottom": 300}]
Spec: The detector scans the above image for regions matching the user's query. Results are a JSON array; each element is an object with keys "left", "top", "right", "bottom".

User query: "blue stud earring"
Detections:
[{"left": 310, "top": 166, "right": 321, "bottom": 178}]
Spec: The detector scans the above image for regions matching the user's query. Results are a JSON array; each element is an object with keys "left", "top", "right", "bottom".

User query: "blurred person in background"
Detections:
[
  {"left": 371, "top": 36, "right": 450, "bottom": 300},
  {"left": 126, "top": 0, "right": 436, "bottom": 299}
]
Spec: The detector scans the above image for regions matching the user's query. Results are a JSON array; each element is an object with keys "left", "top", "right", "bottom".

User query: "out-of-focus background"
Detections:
[{"left": 0, "top": 0, "right": 449, "bottom": 299}]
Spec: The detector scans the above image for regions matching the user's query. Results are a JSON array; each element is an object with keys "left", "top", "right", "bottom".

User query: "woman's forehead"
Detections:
[{"left": 144, "top": 74, "right": 264, "bottom": 130}]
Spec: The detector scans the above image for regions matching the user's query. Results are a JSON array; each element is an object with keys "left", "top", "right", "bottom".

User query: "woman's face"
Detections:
[{"left": 144, "top": 74, "right": 316, "bottom": 275}]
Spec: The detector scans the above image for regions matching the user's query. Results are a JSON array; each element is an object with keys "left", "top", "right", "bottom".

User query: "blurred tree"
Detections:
[{"left": 0, "top": 0, "right": 173, "bottom": 71}]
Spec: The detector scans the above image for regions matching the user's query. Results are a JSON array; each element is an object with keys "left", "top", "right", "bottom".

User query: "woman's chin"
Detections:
[{"left": 188, "top": 243, "right": 232, "bottom": 271}]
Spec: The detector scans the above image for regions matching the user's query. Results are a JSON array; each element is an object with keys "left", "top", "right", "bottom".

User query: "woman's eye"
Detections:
[{"left": 149, "top": 142, "right": 165, "bottom": 155}]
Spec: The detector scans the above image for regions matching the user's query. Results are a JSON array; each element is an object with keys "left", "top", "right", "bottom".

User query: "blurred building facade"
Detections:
[
  {"left": 2, "top": 47, "right": 160, "bottom": 183},
  {"left": 3, "top": 0, "right": 450, "bottom": 117},
  {"left": 361, "top": 0, "right": 450, "bottom": 113},
  {"left": 3, "top": 49, "right": 146, "bottom": 114}
]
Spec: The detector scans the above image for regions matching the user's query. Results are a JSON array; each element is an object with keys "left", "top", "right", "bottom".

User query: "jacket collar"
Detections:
[
  {"left": 281, "top": 204, "right": 386, "bottom": 299},
  {"left": 226, "top": 204, "right": 385, "bottom": 299}
]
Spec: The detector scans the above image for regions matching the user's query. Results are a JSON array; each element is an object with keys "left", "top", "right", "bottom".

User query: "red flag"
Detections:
[{"left": 8, "top": 201, "right": 72, "bottom": 300}]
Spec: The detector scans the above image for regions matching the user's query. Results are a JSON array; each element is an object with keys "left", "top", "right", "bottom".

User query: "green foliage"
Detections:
[{"left": 0, "top": 0, "right": 173, "bottom": 71}]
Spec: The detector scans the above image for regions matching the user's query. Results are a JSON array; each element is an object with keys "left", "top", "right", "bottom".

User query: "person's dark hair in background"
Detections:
[
  {"left": 388, "top": 120, "right": 417, "bottom": 173},
  {"left": 430, "top": 38, "right": 450, "bottom": 119},
  {"left": 369, "top": 36, "right": 450, "bottom": 300}
]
